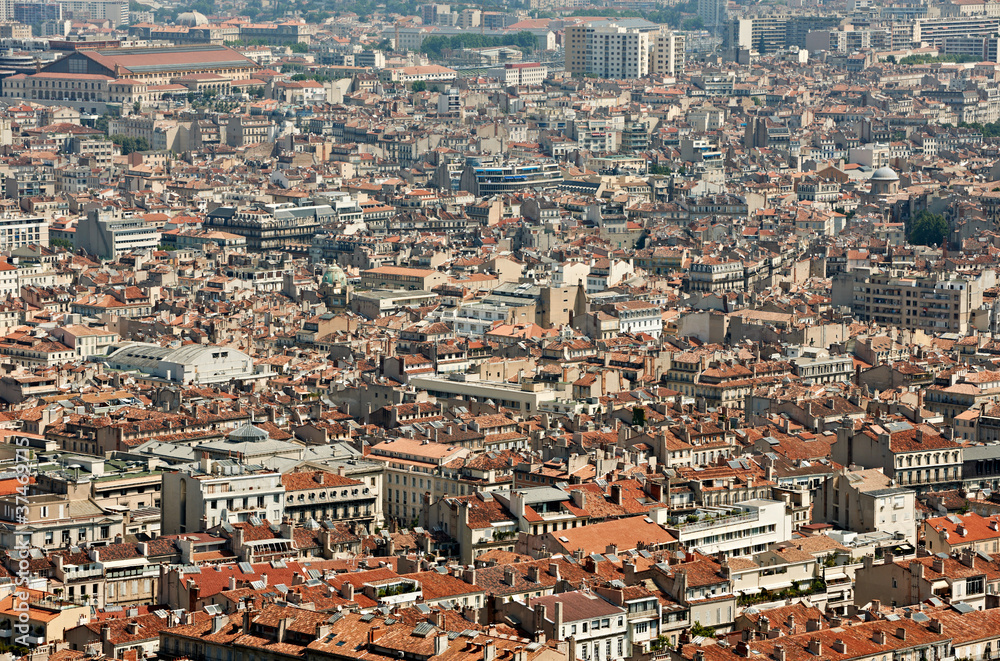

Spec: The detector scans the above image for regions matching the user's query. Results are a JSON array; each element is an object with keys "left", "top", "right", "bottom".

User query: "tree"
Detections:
[
  {"left": 108, "top": 134, "right": 150, "bottom": 155},
  {"left": 690, "top": 622, "right": 716, "bottom": 638},
  {"left": 908, "top": 210, "right": 948, "bottom": 247},
  {"left": 631, "top": 406, "right": 646, "bottom": 426},
  {"left": 289, "top": 41, "right": 309, "bottom": 53},
  {"left": 411, "top": 80, "right": 427, "bottom": 92}
]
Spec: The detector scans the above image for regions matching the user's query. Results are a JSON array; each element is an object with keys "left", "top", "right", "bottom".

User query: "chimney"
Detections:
[
  {"left": 807, "top": 639, "right": 822, "bottom": 656},
  {"left": 930, "top": 618, "right": 944, "bottom": 634},
  {"left": 773, "top": 645, "right": 785, "bottom": 661},
  {"left": 434, "top": 632, "right": 449, "bottom": 656},
  {"left": 873, "top": 630, "right": 887, "bottom": 645},
  {"left": 554, "top": 601, "right": 564, "bottom": 633},
  {"left": 871, "top": 599, "right": 881, "bottom": 615},
  {"left": 101, "top": 624, "right": 111, "bottom": 644},
  {"left": 896, "top": 627, "right": 907, "bottom": 641},
  {"left": 504, "top": 566, "right": 516, "bottom": 586},
  {"left": 483, "top": 641, "right": 496, "bottom": 661},
  {"left": 786, "top": 614, "right": 795, "bottom": 634},
  {"left": 932, "top": 557, "right": 945, "bottom": 573},
  {"left": 990, "top": 519, "right": 999, "bottom": 531},
  {"left": 735, "top": 641, "right": 750, "bottom": 657},
  {"left": 527, "top": 566, "right": 540, "bottom": 583},
  {"left": 243, "top": 608, "right": 252, "bottom": 634},
  {"left": 548, "top": 563, "right": 560, "bottom": 581},
  {"left": 464, "top": 567, "right": 477, "bottom": 585},
  {"left": 806, "top": 618, "right": 821, "bottom": 632},
  {"left": 210, "top": 615, "right": 227, "bottom": 635},
  {"left": 277, "top": 617, "right": 290, "bottom": 643},
  {"left": 831, "top": 640, "right": 847, "bottom": 654}
]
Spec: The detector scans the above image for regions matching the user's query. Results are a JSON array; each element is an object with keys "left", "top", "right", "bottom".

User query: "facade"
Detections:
[
  {"left": 203, "top": 204, "right": 333, "bottom": 250},
  {"left": 74, "top": 209, "right": 160, "bottom": 259},
  {"left": 459, "top": 160, "right": 563, "bottom": 195},
  {"left": 814, "top": 467, "right": 917, "bottom": 542},
  {"left": 160, "top": 456, "right": 285, "bottom": 535},
  {"left": 565, "top": 22, "right": 649, "bottom": 79},
  {"left": 650, "top": 32, "right": 685, "bottom": 76},
  {"left": 664, "top": 499, "right": 793, "bottom": 558},
  {"left": 489, "top": 62, "right": 548, "bottom": 85},
  {"left": 832, "top": 268, "right": 985, "bottom": 335},
  {"left": 0, "top": 213, "right": 48, "bottom": 250}
]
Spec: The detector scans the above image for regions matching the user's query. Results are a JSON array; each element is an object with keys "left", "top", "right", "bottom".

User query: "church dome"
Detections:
[
  {"left": 870, "top": 166, "right": 899, "bottom": 182},
  {"left": 323, "top": 264, "right": 347, "bottom": 288},
  {"left": 177, "top": 10, "right": 208, "bottom": 26}
]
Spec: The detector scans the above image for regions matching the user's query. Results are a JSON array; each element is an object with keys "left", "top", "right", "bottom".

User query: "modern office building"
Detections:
[
  {"left": 459, "top": 160, "right": 563, "bottom": 195},
  {"left": 75, "top": 208, "right": 160, "bottom": 259}
]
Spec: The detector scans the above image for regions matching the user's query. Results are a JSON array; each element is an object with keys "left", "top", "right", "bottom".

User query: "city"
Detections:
[{"left": 0, "top": 0, "right": 998, "bottom": 660}]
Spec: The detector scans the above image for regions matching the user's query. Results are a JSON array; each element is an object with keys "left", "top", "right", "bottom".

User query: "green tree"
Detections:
[
  {"left": 51, "top": 238, "right": 74, "bottom": 250},
  {"left": 631, "top": 406, "right": 646, "bottom": 426},
  {"left": 908, "top": 210, "right": 948, "bottom": 247},
  {"left": 411, "top": 80, "right": 427, "bottom": 92},
  {"left": 108, "top": 134, "right": 151, "bottom": 155},
  {"left": 289, "top": 41, "right": 309, "bottom": 53},
  {"left": 690, "top": 622, "right": 716, "bottom": 638}
]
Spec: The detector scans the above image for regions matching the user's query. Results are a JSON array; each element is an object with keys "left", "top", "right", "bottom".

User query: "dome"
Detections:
[
  {"left": 323, "top": 264, "right": 347, "bottom": 288},
  {"left": 177, "top": 10, "right": 208, "bottom": 26},
  {"left": 870, "top": 166, "right": 899, "bottom": 182},
  {"left": 228, "top": 422, "right": 269, "bottom": 442}
]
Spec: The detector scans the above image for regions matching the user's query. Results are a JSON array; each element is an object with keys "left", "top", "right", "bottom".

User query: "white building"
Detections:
[
  {"left": 530, "top": 591, "right": 628, "bottom": 661},
  {"left": 0, "top": 213, "right": 48, "bottom": 250},
  {"left": 650, "top": 32, "right": 685, "bottom": 76},
  {"left": 103, "top": 342, "right": 269, "bottom": 385},
  {"left": 611, "top": 301, "right": 662, "bottom": 338},
  {"left": 585, "top": 24, "right": 649, "bottom": 79},
  {"left": 489, "top": 62, "right": 548, "bottom": 85},
  {"left": 664, "top": 500, "right": 793, "bottom": 558},
  {"left": 75, "top": 208, "right": 160, "bottom": 259},
  {"left": 160, "top": 455, "right": 286, "bottom": 534}
]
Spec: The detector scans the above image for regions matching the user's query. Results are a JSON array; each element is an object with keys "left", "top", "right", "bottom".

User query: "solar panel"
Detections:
[
  {"left": 238, "top": 562, "right": 254, "bottom": 574},
  {"left": 953, "top": 602, "right": 975, "bottom": 614},
  {"left": 360, "top": 613, "right": 376, "bottom": 622}
]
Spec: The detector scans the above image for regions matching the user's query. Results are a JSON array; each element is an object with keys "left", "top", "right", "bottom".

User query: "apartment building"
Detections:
[
  {"left": 160, "top": 456, "right": 285, "bottom": 535},
  {"left": 831, "top": 420, "right": 963, "bottom": 493},
  {"left": 565, "top": 22, "right": 649, "bottom": 79},
  {"left": 663, "top": 499, "right": 793, "bottom": 558},
  {"left": 649, "top": 32, "right": 685, "bottom": 76},
  {"left": 832, "top": 268, "right": 985, "bottom": 335}
]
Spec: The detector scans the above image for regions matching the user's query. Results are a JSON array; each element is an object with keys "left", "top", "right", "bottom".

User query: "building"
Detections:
[
  {"left": 74, "top": 208, "right": 160, "bottom": 259},
  {"left": 459, "top": 160, "right": 563, "bottom": 195},
  {"left": 203, "top": 204, "right": 334, "bottom": 250},
  {"left": 814, "top": 466, "right": 917, "bottom": 543},
  {"left": 649, "top": 32, "right": 684, "bottom": 76},
  {"left": 0, "top": 213, "right": 48, "bottom": 249},
  {"left": 360, "top": 266, "right": 449, "bottom": 291},
  {"left": 280, "top": 468, "right": 378, "bottom": 532},
  {"left": 489, "top": 62, "right": 548, "bottom": 85},
  {"left": 38, "top": 44, "right": 259, "bottom": 86},
  {"left": 663, "top": 499, "right": 793, "bottom": 558},
  {"left": 831, "top": 420, "right": 963, "bottom": 493},
  {"left": 160, "top": 455, "right": 285, "bottom": 535},
  {"left": 923, "top": 511, "right": 1000, "bottom": 555},
  {"left": 565, "top": 22, "right": 649, "bottom": 79},
  {"left": 55, "top": 0, "right": 126, "bottom": 23},
  {"left": 832, "top": 268, "right": 985, "bottom": 335},
  {"left": 103, "top": 342, "right": 267, "bottom": 386}
]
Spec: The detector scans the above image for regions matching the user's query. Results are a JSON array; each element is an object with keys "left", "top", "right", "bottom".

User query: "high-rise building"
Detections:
[
  {"left": 56, "top": 0, "right": 127, "bottom": 24},
  {"left": 650, "top": 31, "right": 685, "bottom": 76},
  {"left": 13, "top": 1, "right": 62, "bottom": 24},
  {"left": 698, "top": 0, "right": 727, "bottom": 34},
  {"left": 565, "top": 22, "right": 649, "bottom": 79},
  {"left": 75, "top": 208, "right": 160, "bottom": 259}
]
